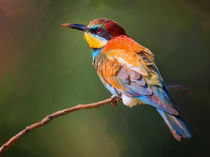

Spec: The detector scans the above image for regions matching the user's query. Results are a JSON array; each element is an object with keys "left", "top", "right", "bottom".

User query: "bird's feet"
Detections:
[{"left": 110, "top": 95, "right": 121, "bottom": 107}]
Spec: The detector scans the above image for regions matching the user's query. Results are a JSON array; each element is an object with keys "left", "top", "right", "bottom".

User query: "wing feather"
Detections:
[{"left": 96, "top": 35, "right": 179, "bottom": 115}]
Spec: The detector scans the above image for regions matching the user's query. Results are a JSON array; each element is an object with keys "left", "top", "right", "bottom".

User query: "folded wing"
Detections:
[{"left": 98, "top": 35, "right": 179, "bottom": 115}]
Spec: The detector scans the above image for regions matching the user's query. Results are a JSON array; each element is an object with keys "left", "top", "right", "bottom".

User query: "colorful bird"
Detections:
[{"left": 62, "top": 18, "right": 192, "bottom": 141}]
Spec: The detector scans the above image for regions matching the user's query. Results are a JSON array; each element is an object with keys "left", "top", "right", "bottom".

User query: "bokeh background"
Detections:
[{"left": 0, "top": 0, "right": 210, "bottom": 156}]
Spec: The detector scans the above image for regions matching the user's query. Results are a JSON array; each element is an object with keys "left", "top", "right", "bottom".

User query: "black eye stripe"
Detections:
[
  {"left": 90, "top": 27, "right": 103, "bottom": 34},
  {"left": 90, "top": 27, "right": 112, "bottom": 40}
]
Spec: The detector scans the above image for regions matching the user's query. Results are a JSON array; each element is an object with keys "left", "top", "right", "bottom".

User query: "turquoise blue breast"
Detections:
[{"left": 92, "top": 49, "right": 102, "bottom": 60}]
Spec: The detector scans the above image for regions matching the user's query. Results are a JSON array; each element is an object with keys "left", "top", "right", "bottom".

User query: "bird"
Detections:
[{"left": 62, "top": 18, "right": 192, "bottom": 141}]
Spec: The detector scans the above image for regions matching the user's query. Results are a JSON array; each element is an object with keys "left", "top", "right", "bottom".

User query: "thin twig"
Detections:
[
  {"left": 167, "top": 84, "right": 192, "bottom": 94},
  {"left": 0, "top": 96, "right": 118, "bottom": 155},
  {"left": 0, "top": 84, "right": 191, "bottom": 155}
]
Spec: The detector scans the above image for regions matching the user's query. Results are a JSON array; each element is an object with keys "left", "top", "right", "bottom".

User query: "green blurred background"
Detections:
[{"left": 0, "top": 0, "right": 209, "bottom": 156}]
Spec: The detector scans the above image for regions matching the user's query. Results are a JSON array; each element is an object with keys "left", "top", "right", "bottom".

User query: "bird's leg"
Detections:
[{"left": 110, "top": 95, "right": 122, "bottom": 106}]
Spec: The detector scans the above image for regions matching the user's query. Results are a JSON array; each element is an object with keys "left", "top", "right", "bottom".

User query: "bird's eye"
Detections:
[
  {"left": 91, "top": 27, "right": 102, "bottom": 34},
  {"left": 97, "top": 27, "right": 102, "bottom": 33}
]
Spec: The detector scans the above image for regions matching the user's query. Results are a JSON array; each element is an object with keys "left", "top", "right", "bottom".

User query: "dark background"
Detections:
[{"left": 0, "top": 0, "right": 209, "bottom": 156}]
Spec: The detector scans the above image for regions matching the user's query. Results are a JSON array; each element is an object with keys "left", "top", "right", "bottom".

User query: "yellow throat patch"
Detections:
[{"left": 84, "top": 32, "right": 107, "bottom": 49}]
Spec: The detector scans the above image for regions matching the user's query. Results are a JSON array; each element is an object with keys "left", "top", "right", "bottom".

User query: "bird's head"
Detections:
[{"left": 62, "top": 18, "right": 126, "bottom": 49}]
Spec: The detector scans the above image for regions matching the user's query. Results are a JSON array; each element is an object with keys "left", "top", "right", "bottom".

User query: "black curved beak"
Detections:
[{"left": 62, "top": 23, "right": 89, "bottom": 32}]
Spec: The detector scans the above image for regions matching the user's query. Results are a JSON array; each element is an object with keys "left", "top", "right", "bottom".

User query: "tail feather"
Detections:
[{"left": 157, "top": 109, "right": 192, "bottom": 141}]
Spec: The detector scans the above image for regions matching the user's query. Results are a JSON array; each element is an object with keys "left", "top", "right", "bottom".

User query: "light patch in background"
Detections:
[{"left": 0, "top": 0, "right": 52, "bottom": 84}]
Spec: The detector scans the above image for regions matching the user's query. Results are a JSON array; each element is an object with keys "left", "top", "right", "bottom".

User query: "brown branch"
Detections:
[
  {"left": 167, "top": 84, "right": 192, "bottom": 94},
  {"left": 0, "top": 96, "right": 119, "bottom": 155},
  {"left": 0, "top": 84, "right": 191, "bottom": 155}
]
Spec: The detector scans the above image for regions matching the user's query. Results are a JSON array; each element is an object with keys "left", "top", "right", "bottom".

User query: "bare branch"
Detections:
[
  {"left": 0, "top": 96, "right": 118, "bottom": 155},
  {"left": 0, "top": 84, "right": 191, "bottom": 155},
  {"left": 167, "top": 84, "right": 192, "bottom": 94}
]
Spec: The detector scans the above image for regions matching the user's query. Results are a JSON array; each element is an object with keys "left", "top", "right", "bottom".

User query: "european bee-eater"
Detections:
[{"left": 62, "top": 18, "right": 192, "bottom": 141}]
